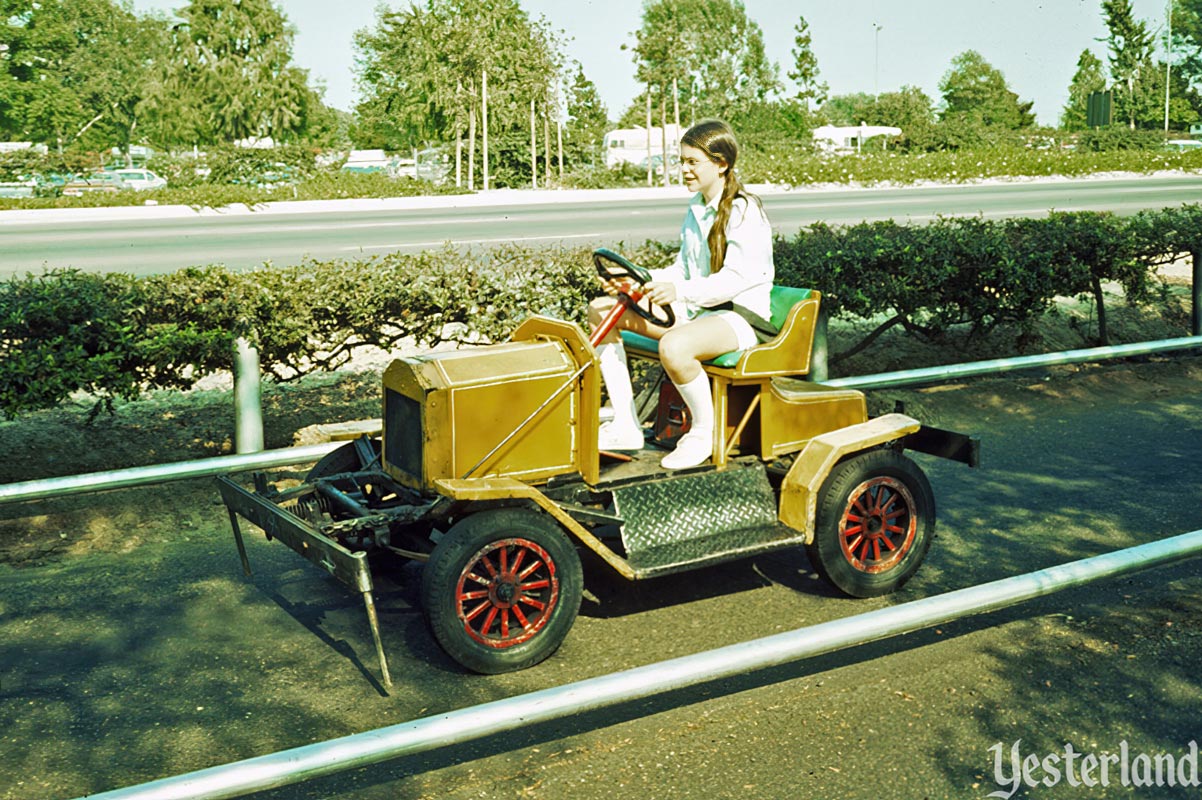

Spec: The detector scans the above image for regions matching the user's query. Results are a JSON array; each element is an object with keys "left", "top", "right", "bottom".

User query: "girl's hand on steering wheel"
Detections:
[
  {"left": 642, "top": 281, "right": 677, "bottom": 306},
  {"left": 599, "top": 276, "right": 631, "bottom": 297},
  {"left": 591, "top": 248, "right": 675, "bottom": 328}
]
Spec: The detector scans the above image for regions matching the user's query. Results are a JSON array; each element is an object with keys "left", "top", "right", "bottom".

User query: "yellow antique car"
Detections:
[{"left": 217, "top": 249, "right": 977, "bottom": 684}]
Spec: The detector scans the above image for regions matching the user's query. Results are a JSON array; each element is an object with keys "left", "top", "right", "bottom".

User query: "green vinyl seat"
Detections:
[{"left": 620, "top": 285, "right": 820, "bottom": 379}]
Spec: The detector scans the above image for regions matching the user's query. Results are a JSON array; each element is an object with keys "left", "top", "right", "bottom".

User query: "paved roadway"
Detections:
[
  {"left": 1, "top": 174, "right": 1201, "bottom": 276},
  {"left": 2, "top": 358, "right": 1202, "bottom": 799}
]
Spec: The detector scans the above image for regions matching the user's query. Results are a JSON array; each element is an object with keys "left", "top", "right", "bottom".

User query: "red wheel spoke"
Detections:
[
  {"left": 845, "top": 533, "right": 863, "bottom": 552},
  {"left": 872, "top": 539, "right": 881, "bottom": 561},
  {"left": 880, "top": 491, "right": 900, "bottom": 514},
  {"left": 857, "top": 539, "right": 871, "bottom": 561},
  {"left": 519, "top": 596, "right": 547, "bottom": 612},
  {"left": 512, "top": 604, "right": 531, "bottom": 628},
  {"left": 479, "top": 606, "right": 499, "bottom": 635},
  {"left": 880, "top": 536, "right": 898, "bottom": 552},
  {"left": 517, "top": 560, "right": 545, "bottom": 581},
  {"left": 500, "top": 609, "right": 510, "bottom": 639},
  {"left": 465, "top": 570, "right": 491, "bottom": 586},
  {"left": 511, "top": 548, "right": 528, "bottom": 575},
  {"left": 886, "top": 523, "right": 906, "bottom": 536},
  {"left": 458, "top": 589, "right": 490, "bottom": 601},
  {"left": 520, "top": 578, "right": 550, "bottom": 591},
  {"left": 478, "top": 555, "right": 499, "bottom": 579},
  {"left": 463, "top": 600, "right": 491, "bottom": 622},
  {"left": 498, "top": 546, "right": 509, "bottom": 575},
  {"left": 843, "top": 523, "right": 865, "bottom": 537}
]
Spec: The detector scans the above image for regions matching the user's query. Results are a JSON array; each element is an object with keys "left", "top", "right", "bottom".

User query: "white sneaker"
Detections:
[
  {"left": 598, "top": 421, "right": 644, "bottom": 451},
  {"left": 660, "top": 430, "right": 713, "bottom": 470}
]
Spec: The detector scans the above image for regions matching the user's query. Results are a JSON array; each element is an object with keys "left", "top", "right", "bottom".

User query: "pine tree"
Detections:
[
  {"left": 788, "top": 15, "right": 827, "bottom": 111},
  {"left": 144, "top": 0, "right": 312, "bottom": 145},
  {"left": 1173, "top": 0, "right": 1202, "bottom": 87},
  {"left": 1062, "top": 50, "right": 1108, "bottom": 130},
  {"left": 938, "top": 50, "right": 1034, "bottom": 129},
  {"left": 1101, "top": 0, "right": 1156, "bottom": 128},
  {"left": 566, "top": 64, "right": 608, "bottom": 164}
]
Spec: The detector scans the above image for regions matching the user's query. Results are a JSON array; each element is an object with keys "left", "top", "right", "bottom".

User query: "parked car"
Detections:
[
  {"left": 638, "top": 153, "right": 680, "bottom": 174},
  {"left": 110, "top": 168, "right": 167, "bottom": 191},
  {"left": 341, "top": 148, "right": 397, "bottom": 176},
  {"left": 61, "top": 171, "right": 130, "bottom": 196},
  {"left": 1165, "top": 139, "right": 1202, "bottom": 152},
  {"left": 0, "top": 175, "right": 63, "bottom": 199},
  {"left": 229, "top": 162, "right": 298, "bottom": 189}
]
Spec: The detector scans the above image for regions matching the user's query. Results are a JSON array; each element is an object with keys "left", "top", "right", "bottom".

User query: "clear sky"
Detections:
[{"left": 130, "top": 0, "right": 1173, "bottom": 126}]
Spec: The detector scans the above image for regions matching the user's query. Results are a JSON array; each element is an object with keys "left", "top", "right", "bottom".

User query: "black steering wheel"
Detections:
[{"left": 592, "top": 247, "right": 675, "bottom": 328}]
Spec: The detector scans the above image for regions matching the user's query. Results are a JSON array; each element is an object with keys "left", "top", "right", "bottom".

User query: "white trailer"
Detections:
[{"left": 602, "top": 124, "right": 682, "bottom": 169}]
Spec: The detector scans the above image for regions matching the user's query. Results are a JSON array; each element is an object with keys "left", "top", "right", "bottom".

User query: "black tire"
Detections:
[
  {"left": 421, "top": 508, "right": 583, "bottom": 674},
  {"left": 306, "top": 438, "right": 381, "bottom": 481},
  {"left": 806, "top": 449, "right": 935, "bottom": 598}
]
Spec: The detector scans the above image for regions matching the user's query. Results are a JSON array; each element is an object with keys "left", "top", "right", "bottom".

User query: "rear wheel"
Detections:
[
  {"left": 421, "top": 508, "right": 583, "bottom": 674},
  {"left": 806, "top": 449, "right": 934, "bottom": 598}
]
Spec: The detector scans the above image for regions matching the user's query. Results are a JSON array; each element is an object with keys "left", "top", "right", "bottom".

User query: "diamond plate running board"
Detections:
[{"left": 610, "top": 463, "right": 805, "bottom": 578}]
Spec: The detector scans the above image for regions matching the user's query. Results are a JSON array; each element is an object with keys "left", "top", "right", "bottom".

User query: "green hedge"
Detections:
[
  {"left": 773, "top": 209, "right": 1182, "bottom": 357},
  {"left": 740, "top": 144, "right": 1202, "bottom": 187},
  {"left": 0, "top": 207, "right": 1196, "bottom": 418}
]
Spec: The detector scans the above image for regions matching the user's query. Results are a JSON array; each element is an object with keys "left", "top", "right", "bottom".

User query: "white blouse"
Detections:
[{"left": 649, "top": 191, "right": 775, "bottom": 321}]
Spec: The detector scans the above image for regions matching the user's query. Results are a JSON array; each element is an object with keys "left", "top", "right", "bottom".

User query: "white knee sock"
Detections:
[
  {"left": 675, "top": 372, "right": 713, "bottom": 439},
  {"left": 597, "top": 342, "right": 640, "bottom": 430}
]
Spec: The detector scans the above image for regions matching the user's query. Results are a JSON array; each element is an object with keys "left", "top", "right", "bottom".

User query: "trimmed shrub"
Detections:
[{"left": 0, "top": 209, "right": 1196, "bottom": 418}]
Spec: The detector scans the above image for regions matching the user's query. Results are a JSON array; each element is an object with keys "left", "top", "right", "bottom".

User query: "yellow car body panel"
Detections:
[{"left": 381, "top": 316, "right": 599, "bottom": 492}]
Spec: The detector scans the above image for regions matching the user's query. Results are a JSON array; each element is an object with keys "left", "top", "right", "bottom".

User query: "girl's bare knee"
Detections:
[{"left": 658, "top": 332, "right": 696, "bottom": 375}]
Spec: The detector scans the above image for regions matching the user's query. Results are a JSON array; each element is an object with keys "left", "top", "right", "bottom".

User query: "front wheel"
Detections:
[
  {"left": 806, "top": 449, "right": 935, "bottom": 598},
  {"left": 421, "top": 508, "right": 583, "bottom": 674}
]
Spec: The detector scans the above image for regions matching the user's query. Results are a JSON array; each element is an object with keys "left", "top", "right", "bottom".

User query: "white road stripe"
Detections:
[{"left": 344, "top": 232, "right": 606, "bottom": 251}]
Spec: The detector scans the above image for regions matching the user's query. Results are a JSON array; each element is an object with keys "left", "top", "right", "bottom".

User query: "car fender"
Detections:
[
  {"left": 778, "top": 413, "right": 922, "bottom": 542},
  {"left": 434, "top": 476, "right": 635, "bottom": 579}
]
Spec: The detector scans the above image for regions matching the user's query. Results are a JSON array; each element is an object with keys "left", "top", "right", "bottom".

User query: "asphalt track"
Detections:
[{"left": 2, "top": 357, "right": 1201, "bottom": 800}]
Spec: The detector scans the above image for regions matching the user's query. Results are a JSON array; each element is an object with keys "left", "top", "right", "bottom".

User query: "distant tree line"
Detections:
[
  {"left": 0, "top": 0, "right": 344, "bottom": 156},
  {"left": 2, "top": 0, "right": 1202, "bottom": 184},
  {"left": 1061, "top": 0, "right": 1202, "bottom": 131},
  {"left": 809, "top": 0, "right": 1202, "bottom": 149},
  {"left": 351, "top": 0, "right": 608, "bottom": 188}
]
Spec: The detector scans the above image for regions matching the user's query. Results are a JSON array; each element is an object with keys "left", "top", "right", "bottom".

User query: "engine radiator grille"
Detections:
[{"left": 384, "top": 388, "right": 423, "bottom": 479}]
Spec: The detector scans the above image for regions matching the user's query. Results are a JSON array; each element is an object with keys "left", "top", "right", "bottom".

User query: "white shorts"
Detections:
[{"left": 678, "top": 304, "right": 760, "bottom": 351}]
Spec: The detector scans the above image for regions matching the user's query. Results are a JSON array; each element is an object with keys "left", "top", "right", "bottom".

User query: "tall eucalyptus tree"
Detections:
[{"left": 143, "top": 0, "right": 311, "bottom": 146}]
